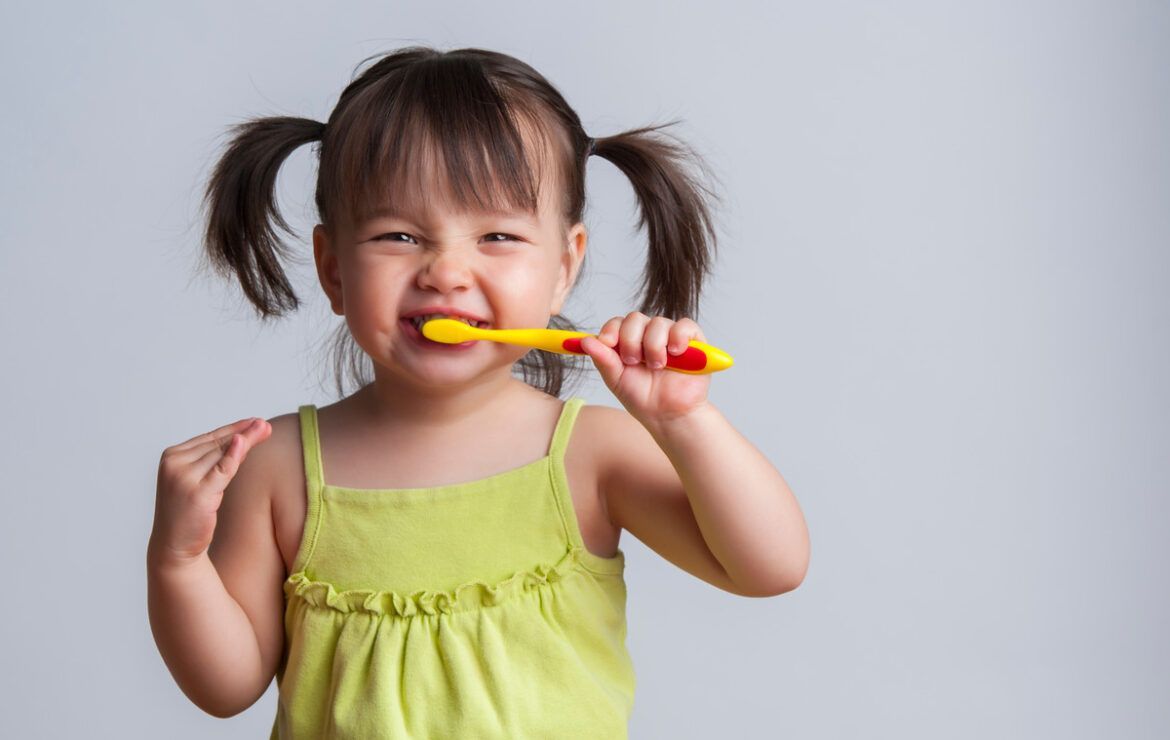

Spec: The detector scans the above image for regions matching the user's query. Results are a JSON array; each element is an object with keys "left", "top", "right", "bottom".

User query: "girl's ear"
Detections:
[
  {"left": 552, "top": 222, "right": 587, "bottom": 315},
  {"left": 313, "top": 224, "right": 345, "bottom": 316}
]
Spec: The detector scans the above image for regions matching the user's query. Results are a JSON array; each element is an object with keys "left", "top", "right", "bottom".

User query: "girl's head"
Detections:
[{"left": 200, "top": 46, "right": 722, "bottom": 398}]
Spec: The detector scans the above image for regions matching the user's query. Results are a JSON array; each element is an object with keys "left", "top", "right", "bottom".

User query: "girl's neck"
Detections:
[{"left": 348, "top": 371, "right": 533, "bottom": 431}]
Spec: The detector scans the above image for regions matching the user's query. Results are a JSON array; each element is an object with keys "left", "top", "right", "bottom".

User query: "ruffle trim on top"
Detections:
[{"left": 284, "top": 546, "right": 590, "bottom": 617}]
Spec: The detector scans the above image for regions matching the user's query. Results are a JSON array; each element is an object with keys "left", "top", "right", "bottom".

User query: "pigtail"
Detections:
[
  {"left": 590, "top": 120, "right": 723, "bottom": 320},
  {"left": 198, "top": 116, "right": 326, "bottom": 321}
]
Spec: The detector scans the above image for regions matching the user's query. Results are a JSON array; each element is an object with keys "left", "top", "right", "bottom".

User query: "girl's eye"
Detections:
[
  {"left": 372, "top": 233, "right": 521, "bottom": 244},
  {"left": 374, "top": 232, "right": 415, "bottom": 243}
]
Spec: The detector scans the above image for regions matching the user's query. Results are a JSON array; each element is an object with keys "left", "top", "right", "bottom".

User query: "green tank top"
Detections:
[{"left": 270, "top": 396, "right": 636, "bottom": 739}]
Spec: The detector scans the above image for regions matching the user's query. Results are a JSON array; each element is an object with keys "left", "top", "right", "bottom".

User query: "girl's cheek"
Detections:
[{"left": 339, "top": 283, "right": 404, "bottom": 338}]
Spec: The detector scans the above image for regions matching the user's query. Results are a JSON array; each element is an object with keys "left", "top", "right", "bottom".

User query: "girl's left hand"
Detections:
[{"left": 579, "top": 312, "right": 712, "bottom": 429}]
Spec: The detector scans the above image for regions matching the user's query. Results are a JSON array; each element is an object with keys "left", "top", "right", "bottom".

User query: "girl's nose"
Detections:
[{"left": 415, "top": 249, "right": 475, "bottom": 293}]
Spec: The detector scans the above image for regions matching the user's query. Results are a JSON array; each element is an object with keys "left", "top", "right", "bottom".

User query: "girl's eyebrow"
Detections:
[{"left": 363, "top": 207, "right": 539, "bottom": 226}]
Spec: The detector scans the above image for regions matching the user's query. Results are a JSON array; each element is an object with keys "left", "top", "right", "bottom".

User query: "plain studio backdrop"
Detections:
[{"left": 1, "top": 1, "right": 1167, "bottom": 738}]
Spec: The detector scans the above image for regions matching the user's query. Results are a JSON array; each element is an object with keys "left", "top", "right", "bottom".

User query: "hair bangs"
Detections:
[{"left": 325, "top": 58, "right": 560, "bottom": 233}]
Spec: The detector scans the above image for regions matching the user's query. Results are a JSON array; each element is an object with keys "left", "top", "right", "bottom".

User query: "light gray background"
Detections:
[{"left": 1, "top": 1, "right": 1166, "bottom": 738}]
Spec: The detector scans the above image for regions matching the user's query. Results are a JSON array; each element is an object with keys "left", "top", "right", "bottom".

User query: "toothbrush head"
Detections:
[{"left": 420, "top": 317, "right": 480, "bottom": 344}]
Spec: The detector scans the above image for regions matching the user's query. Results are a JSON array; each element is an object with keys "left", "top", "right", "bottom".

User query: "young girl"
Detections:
[{"left": 148, "top": 46, "right": 809, "bottom": 739}]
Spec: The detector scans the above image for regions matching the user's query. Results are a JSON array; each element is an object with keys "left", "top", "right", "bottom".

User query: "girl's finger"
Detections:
[
  {"left": 169, "top": 417, "right": 266, "bottom": 456},
  {"left": 643, "top": 317, "right": 674, "bottom": 369},
  {"left": 597, "top": 316, "right": 623, "bottom": 348},
  {"left": 580, "top": 335, "right": 624, "bottom": 389},
  {"left": 174, "top": 418, "right": 269, "bottom": 469},
  {"left": 185, "top": 435, "right": 237, "bottom": 495},
  {"left": 617, "top": 311, "right": 651, "bottom": 365},
  {"left": 195, "top": 426, "right": 259, "bottom": 487},
  {"left": 668, "top": 318, "right": 705, "bottom": 354}
]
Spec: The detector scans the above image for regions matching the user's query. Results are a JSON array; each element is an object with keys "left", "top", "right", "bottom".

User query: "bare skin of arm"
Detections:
[{"left": 146, "top": 417, "right": 285, "bottom": 718}]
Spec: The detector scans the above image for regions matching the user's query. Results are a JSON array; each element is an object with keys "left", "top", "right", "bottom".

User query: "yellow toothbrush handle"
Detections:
[
  {"left": 487, "top": 328, "right": 734, "bottom": 375},
  {"left": 483, "top": 327, "right": 590, "bottom": 352}
]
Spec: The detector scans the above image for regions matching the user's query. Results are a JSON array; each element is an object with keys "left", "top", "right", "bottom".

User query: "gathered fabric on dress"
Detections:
[{"left": 270, "top": 396, "right": 636, "bottom": 739}]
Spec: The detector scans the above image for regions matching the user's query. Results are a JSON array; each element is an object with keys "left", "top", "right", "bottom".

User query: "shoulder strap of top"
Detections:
[
  {"left": 546, "top": 395, "right": 625, "bottom": 575},
  {"left": 548, "top": 396, "right": 586, "bottom": 463},
  {"left": 298, "top": 404, "right": 325, "bottom": 492},
  {"left": 291, "top": 404, "right": 325, "bottom": 574}
]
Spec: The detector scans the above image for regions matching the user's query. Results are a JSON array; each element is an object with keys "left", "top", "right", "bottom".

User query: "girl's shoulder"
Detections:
[
  {"left": 570, "top": 402, "right": 628, "bottom": 467},
  {"left": 571, "top": 402, "right": 655, "bottom": 500},
  {"left": 255, "top": 409, "right": 310, "bottom": 572}
]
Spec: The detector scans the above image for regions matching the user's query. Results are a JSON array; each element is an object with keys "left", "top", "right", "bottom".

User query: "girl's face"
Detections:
[{"left": 312, "top": 180, "right": 587, "bottom": 389}]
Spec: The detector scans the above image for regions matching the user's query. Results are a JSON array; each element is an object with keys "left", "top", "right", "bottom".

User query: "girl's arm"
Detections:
[
  {"left": 593, "top": 403, "right": 809, "bottom": 596},
  {"left": 145, "top": 550, "right": 271, "bottom": 716},
  {"left": 147, "top": 419, "right": 284, "bottom": 721},
  {"left": 643, "top": 402, "right": 808, "bottom": 593},
  {"left": 580, "top": 313, "right": 810, "bottom": 596}
]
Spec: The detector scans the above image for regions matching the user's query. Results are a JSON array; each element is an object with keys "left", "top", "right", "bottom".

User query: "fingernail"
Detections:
[
  {"left": 649, "top": 360, "right": 663, "bottom": 369},
  {"left": 624, "top": 356, "right": 638, "bottom": 364}
]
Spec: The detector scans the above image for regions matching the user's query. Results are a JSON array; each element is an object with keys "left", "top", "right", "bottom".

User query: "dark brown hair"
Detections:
[{"left": 198, "top": 46, "right": 722, "bottom": 399}]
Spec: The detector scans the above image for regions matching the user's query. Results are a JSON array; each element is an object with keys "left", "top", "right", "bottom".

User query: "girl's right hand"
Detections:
[{"left": 149, "top": 417, "right": 273, "bottom": 568}]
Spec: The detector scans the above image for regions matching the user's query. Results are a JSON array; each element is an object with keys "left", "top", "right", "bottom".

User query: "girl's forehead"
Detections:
[
  {"left": 345, "top": 119, "right": 566, "bottom": 232},
  {"left": 361, "top": 170, "right": 556, "bottom": 228},
  {"left": 363, "top": 202, "right": 542, "bottom": 227}
]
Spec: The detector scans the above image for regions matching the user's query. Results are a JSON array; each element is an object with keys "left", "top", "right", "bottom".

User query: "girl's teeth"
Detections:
[{"left": 410, "top": 315, "right": 480, "bottom": 329}]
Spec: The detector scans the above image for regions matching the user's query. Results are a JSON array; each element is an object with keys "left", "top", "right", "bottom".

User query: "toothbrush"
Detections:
[{"left": 420, "top": 318, "right": 734, "bottom": 374}]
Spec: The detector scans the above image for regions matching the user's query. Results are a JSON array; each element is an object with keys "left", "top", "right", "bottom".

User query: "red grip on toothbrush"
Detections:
[{"left": 561, "top": 338, "right": 708, "bottom": 372}]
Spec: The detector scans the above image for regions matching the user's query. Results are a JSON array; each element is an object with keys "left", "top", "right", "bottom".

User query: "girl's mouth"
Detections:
[{"left": 399, "top": 317, "right": 479, "bottom": 349}]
